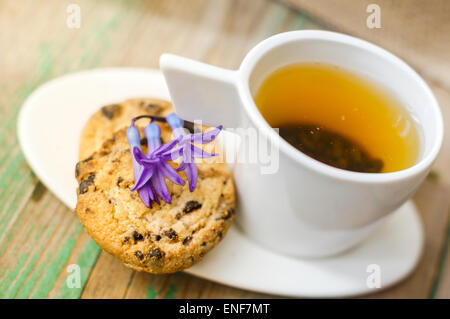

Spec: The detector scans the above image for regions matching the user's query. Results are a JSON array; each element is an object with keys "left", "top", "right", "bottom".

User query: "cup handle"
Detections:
[{"left": 160, "top": 54, "right": 242, "bottom": 128}]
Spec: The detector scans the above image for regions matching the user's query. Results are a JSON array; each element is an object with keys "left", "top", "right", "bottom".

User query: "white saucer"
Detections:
[{"left": 18, "top": 68, "right": 424, "bottom": 298}]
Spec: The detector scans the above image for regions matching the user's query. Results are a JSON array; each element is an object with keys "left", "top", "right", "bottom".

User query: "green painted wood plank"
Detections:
[
  {"left": 0, "top": 197, "right": 64, "bottom": 297},
  {"left": 0, "top": 0, "right": 148, "bottom": 299},
  {"left": 28, "top": 222, "right": 84, "bottom": 299},
  {"left": 53, "top": 238, "right": 101, "bottom": 299}
]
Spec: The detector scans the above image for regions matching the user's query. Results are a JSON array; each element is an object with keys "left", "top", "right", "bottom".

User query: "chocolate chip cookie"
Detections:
[{"left": 75, "top": 99, "right": 235, "bottom": 274}]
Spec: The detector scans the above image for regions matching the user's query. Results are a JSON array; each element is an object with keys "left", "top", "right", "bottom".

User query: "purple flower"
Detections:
[
  {"left": 127, "top": 114, "right": 222, "bottom": 208},
  {"left": 166, "top": 113, "right": 222, "bottom": 192},
  {"left": 127, "top": 122, "right": 184, "bottom": 207}
]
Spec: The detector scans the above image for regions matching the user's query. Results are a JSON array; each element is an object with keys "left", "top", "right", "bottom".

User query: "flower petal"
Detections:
[
  {"left": 189, "top": 126, "right": 222, "bottom": 144},
  {"left": 133, "top": 147, "right": 159, "bottom": 165},
  {"left": 132, "top": 147, "right": 151, "bottom": 164},
  {"left": 184, "top": 162, "right": 198, "bottom": 192},
  {"left": 160, "top": 161, "right": 185, "bottom": 185},
  {"left": 190, "top": 145, "right": 218, "bottom": 158},
  {"left": 151, "top": 183, "right": 160, "bottom": 205},
  {"left": 131, "top": 165, "right": 155, "bottom": 191},
  {"left": 161, "top": 146, "right": 183, "bottom": 161},
  {"left": 175, "top": 161, "right": 187, "bottom": 171},
  {"left": 131, "top": 154, "right": 143, "bottom": 178},
  {"left": 152, "top": 169, "right": 171, "bottom": 203},
  {"left": 153, "top": 138, "right": 180, "bottom": 156},
  {"left": 137, "top": 157, "right": 160, "bottom": 165},
  {"left": 138, "top": 186, "right": 152, "bottom": 208}
]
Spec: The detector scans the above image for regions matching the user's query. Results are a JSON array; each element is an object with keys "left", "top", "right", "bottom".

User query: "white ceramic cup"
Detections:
[{"left": 160, "top": 30, "right": 443, "bottom": 257}]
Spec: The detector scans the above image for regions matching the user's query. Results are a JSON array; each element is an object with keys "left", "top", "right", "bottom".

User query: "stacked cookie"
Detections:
[{"left": 75, "top": 98, "right": 235, "bottom": 274}]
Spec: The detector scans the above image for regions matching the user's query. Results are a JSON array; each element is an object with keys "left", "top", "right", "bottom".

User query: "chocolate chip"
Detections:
[
  {"left": 216, "top": 208, "right": 234, "bottom": 221},
  {"left": 79, "top": 174, "right": 95, "bottom": 194},
  {"left": 183, "top": 121, "right": 195, "bottom": 134},
  {"left": 84, "top": 208, "right": 92, "bottom": 213},
  {"left": 82, "top": 156, "right": 93, "bottom": 163},
  {"left": 75, "top": 156, "right": 93, "bottom": 177},
  {"left": 201, "top": 242, "right": 207, "bottom": 247},
  {"left": 132, "top": 231, "right": 144, "bottom": 242},
  {"left": 123, "top": 236, "right": 130, "bottom": 243},
  {"left": 134, "top": 250, "right": 144, "bottom": 260},
  {"left": 148, "top": 248, "right": 163, "bottom": 259},
  {"left": 117, "top": 176, "right": 123, "bottom": 186},
  {"left": 183, "top": 200, "right": 202, "bottom": 214},
  {"left": 182, "top": 236, "right": 192, "bottom": 246},
  {"left": 155, "top": 235, "right": 161, "bottom": 241},
  {"left": 141, "top": 103, "right": 161, "bottom": 113},
  {"left": 140, "top": 137, "right": 147, "bottom": 146},
  {"left": 164, "top": 229, "right": 178, "bottom": 240},
  {"left": 101, "top": 104, "right": 121, "bottom": 119},
  {"left": 175, "top": 213, "right": 182, "bottom": 220}
]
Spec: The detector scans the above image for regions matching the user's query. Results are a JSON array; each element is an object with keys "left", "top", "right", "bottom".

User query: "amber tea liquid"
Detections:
[{"left": 254, "top": 63, "right": 420, "bottom": 173}]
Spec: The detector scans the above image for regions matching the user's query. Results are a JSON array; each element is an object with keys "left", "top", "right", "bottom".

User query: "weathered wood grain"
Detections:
[{"left": 0, "top": 0, "right": 448, "bottom": 299}]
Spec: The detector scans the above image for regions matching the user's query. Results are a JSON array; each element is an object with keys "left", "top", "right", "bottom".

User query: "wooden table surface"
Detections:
[{"left": 0, "top": 0, "right": 448, "bottom": 299}]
